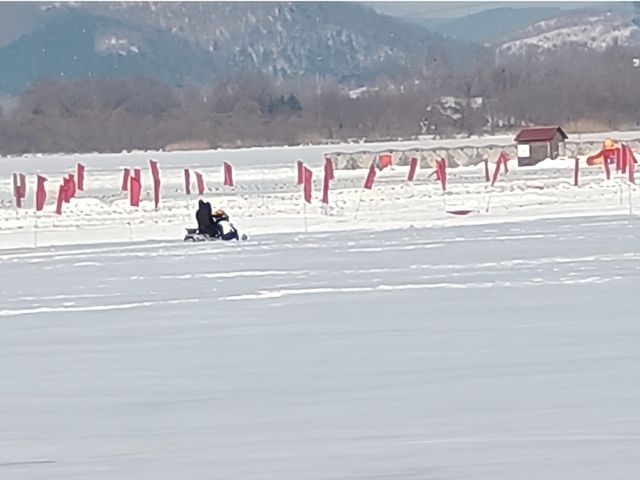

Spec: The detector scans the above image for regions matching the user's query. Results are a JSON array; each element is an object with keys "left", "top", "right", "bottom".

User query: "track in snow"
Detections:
[{"left": 1, "top": 216, "right": 640, "bottom": 479}]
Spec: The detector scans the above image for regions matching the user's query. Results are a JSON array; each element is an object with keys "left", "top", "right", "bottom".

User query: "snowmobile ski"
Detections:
[{"left": 184, "top": 228, "right": 248, "bottom": 242}]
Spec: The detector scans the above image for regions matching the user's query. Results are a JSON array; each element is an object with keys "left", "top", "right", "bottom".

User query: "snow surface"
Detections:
[
  {"left": 2, "top": 134, "right": 640, "bottom": 250},
  {"left": 2, "top": 215, "right": 640, "bottom": 479}
]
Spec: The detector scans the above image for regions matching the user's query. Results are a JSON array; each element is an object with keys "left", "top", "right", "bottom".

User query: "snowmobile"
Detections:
[
  {"left": 188, "top": 203, "right": 247, "bottom": 242},
  {"left": 183, "top": 228, "right": 248, "bottom": 242}
]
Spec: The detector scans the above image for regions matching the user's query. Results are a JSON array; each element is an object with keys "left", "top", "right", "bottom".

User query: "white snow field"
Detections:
[
  {"left": 1, "top": 132, "right": 640, "bottom": 250},
  {"left": 2, "top": 137, "right": 640, "bottom": 478},
  {"left": 1, "top": 215, "right": 640, "bottom": 479}
]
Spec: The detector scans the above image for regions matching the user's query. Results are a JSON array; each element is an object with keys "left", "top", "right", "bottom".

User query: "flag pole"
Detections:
[
  {"left": 34, "top": 213, "right": 38, "bottom": 248},
  {"left": 619, "top": 181, "right": 624, "bottom": 207},
  {"left": 303, "top": 200, "right": 308, "bottom": 233},
  {"left": 354, "top": 191, "right": 364, "bottom": 220},
  {"left": 485, "top": 191, "right": 493, "bottom": 213},
  {"left": 128, "top": 213, "right": 133, "bottom": 242},
  {"left": 301, "top": 182, "right": 308, "bottom": 233}
]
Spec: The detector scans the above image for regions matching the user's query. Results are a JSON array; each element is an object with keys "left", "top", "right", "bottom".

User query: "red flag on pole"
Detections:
[
  {"left": 55, "top": 184, "right": 65, "bottom": 215},
  {"left": 19, "top": 173, "right": 26, "bottom": 202},
  {"left": 184, "top": 168, "right": 191, "bottom": 195},
  {"left": 620, "top": 144, "right": 629, "bottom": 174},
  {"left": 407, "top": 157, "right": 418, "bottom": 182},
  {"left": 437, "top": 158, "right": 447, "bottom": 192},
  {"left": 303, "top": 166, "right": 313, "bottom": 203},
  {"left": 67, "top": 174, "right": 76, "bottom": 200},
  {"left": 76, "top": 163, "right": 85, "bottom": 191},
  {"left": 133, "top": 168, "right": 142, "bottom": 192},
  {"left": 296, "top": 160, "right": 304, "bottom": 185},
  {"left": 364, "top": 163, "right": 376, "bottom": 189},
  {"left": 195, "top": 171, "right": 205, "bottom": 194},
  {"left": 322, "top": 169, "right": 330, "bottom": 204},
  {"left": 62, "top": 177, "right": 71, "bottom": 203},
  {"left": 121, "top": 168, "right": 130, "bottom": 192},
  {"left": 324, "top": 156, "right": 335, "bottom": 181},
  {"left": 628, "top": 146, "right": 636, "bottom": 184},
  {"left": 129, "top": 176, "right": 141, "bottom": 207},
  {"left": 500, "top": 151, "right": 509, "bottom": 174},
  {"left": 12, "top": 173, "right": 26, "bottom": 208},
  {"left": 223, "top": 162, "right": 234, "bottom": 187},
  {"left": 491, "top": 156, "right": 502, "bottom": 187},
  {"left": 36, "top": 175, "right": 47, "bottom": 211},
  {"left": 149, "top": 160, "right": 161, "bottom": 210},
  {"left": 12, "top": 174, "right": 21, "bottom": 208},
  {"left": 603, "top": 153, "right": 611, "bottom": 181},
  {"left": 573, "top": 157, "right": 580, "bottom": 187}
]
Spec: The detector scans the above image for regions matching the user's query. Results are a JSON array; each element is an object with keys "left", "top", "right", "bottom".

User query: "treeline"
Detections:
[
  {"left": 478, "top": 46, "right": 640, "bottom": 132},
  {"left": 0, "top": 72, "right": 441, "bottom": 155},
  {"left": 1, "top": 45, "right": 639, "bottom": 155}
]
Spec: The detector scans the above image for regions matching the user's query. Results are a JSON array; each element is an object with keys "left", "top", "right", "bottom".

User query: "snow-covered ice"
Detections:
[
  {"left": 2, "top": 138, "right": 640, "bottom": 478},
  {"left": 1, "top": 137, "right": 640, "bottom": 250},
  {"left": 1, "top": 215, "right": 640, "bottom": 479}
]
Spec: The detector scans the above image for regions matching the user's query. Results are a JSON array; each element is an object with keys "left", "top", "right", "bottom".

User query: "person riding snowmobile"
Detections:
[
  {"left": 212, "top": 208, "right": 240, "bottom": 241},
  {"left": 212, "top": 208, "right": 229, "bottom": 222},
  {"left": 195, "top": 200, "right": 217, "bottom": 236},
  {"left": 195, "top": 202, "right": 240, "bottom": 240}
]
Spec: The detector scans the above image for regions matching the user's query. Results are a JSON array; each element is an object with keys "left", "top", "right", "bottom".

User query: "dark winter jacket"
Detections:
[{"left": 196, "top": 200, "right": 217, "bottom": 235}]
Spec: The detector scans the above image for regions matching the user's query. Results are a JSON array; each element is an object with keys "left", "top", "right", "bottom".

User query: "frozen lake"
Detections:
[
  {"left": 2, "top": 215, "right": 640, "bottom": 479},
  {"left": 2, "top": 131, "right": 640, "bottom": 250}
]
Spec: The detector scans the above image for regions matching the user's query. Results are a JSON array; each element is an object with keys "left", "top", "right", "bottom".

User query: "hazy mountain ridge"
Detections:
[
  {"left": 495, "top": 10, "right": 640, "bottom": 59},
  {"left": 0, "top": 1, "right": 486, "bottom": 94},
  {"left": 395, "top": 6, "right": 565, "bottom": 43}
]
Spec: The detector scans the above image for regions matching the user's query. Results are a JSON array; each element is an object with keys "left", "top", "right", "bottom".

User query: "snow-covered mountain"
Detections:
[
  {"left": 495, "top": 11, "right": 640, "bottom": 58},
  {"left": 0, "top": 2, "right": 486, "bottom": 94}
]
